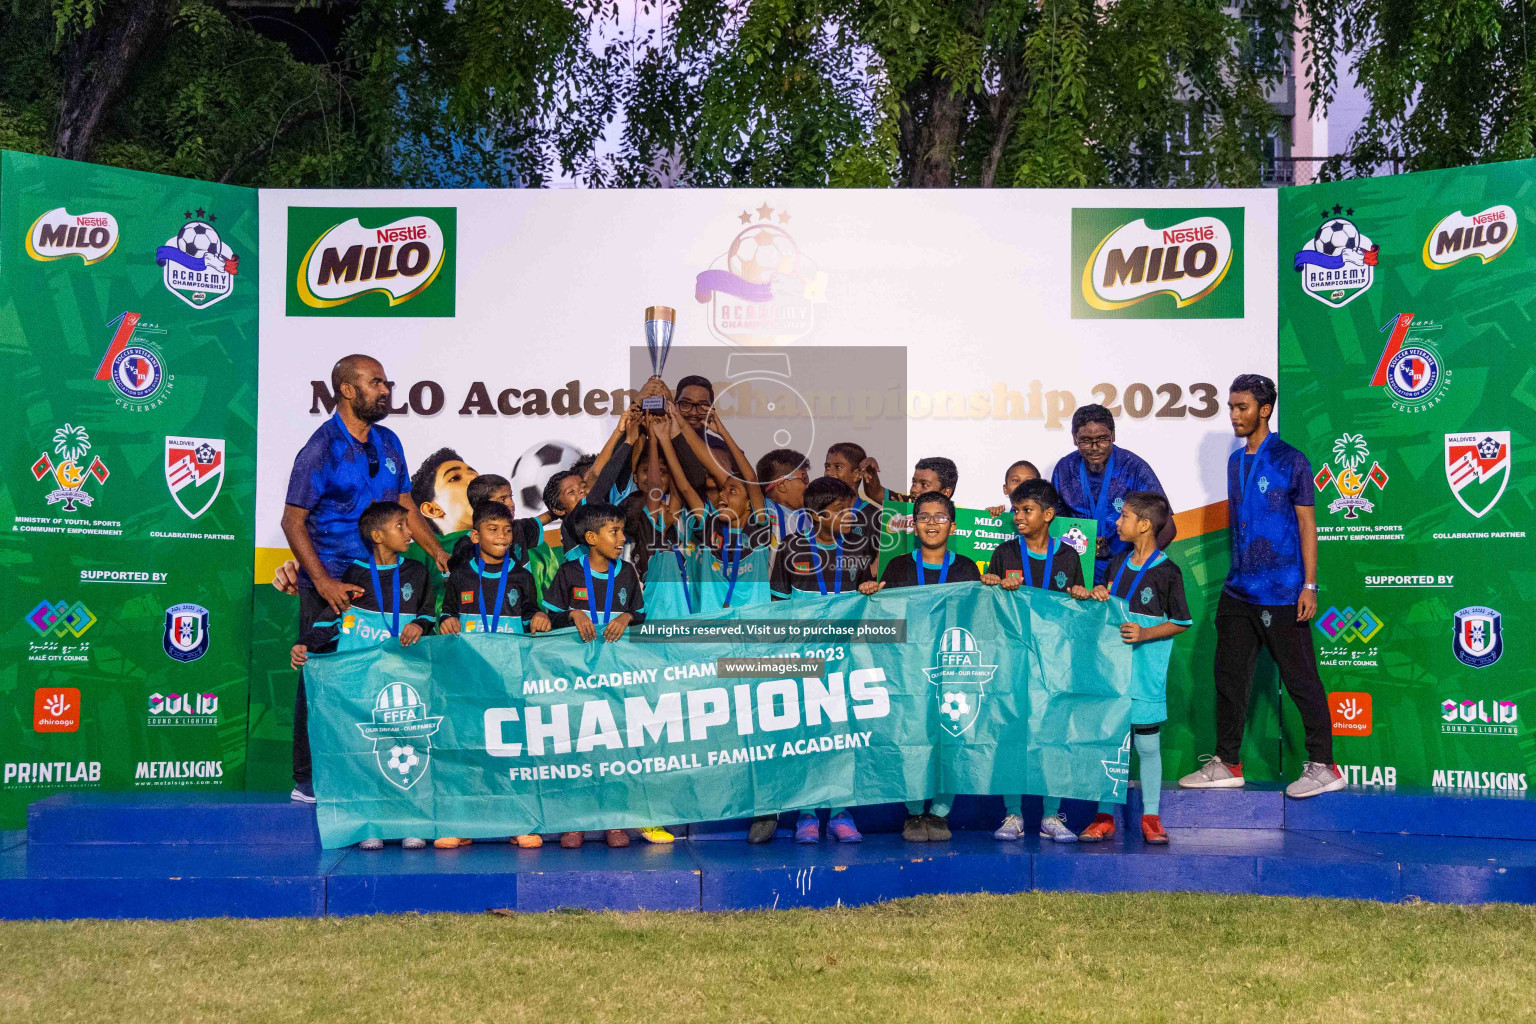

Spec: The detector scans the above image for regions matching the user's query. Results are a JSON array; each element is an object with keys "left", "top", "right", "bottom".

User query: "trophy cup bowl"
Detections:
[{"left": 642, "top": 305, "right": 675, "bottom": 412}]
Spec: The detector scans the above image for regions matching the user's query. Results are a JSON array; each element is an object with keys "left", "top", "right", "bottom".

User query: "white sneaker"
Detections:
[
  {"left": 1038, "top": 813, "right": 1078, "bottom": 843},
  {"left": 993, "top": 814, "right": 1025, "bottom": 841},
  {"left": 1286, "top": 762, "right": 1346, "bottom": 799},
  {"left": 359, "top": 838, "right": 383, "bottom": 851},
  {"left": 402, "top": 837, "right": 426, "bottom": 850},
  {"left": 1178, "top": 755, "right": 1245, "bottom": 789}
]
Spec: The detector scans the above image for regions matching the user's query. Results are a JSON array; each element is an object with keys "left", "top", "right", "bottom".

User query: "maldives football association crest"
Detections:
[
  {"left": 163, "top": 603, "right": 210, "bottom": 663},
  {"left": 1452, "top": 606, "right": 1503, "bottom": 669},
  {"left": 1445, "top": 432, "right": 1510, "bottom": 519},
  {"left": 357, "top": 682, "right": 442, "bottom": 790},
  {"left": 922, "top": 627, "right": 997, "bottom": 737},
  {"left": 165, "top": 436, "right": 226, "bottom": 519},
  {"left": 155, "top": 209, "right": 239, "bottom": 309}
]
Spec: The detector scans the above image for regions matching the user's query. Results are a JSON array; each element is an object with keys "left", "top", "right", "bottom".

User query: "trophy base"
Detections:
[{"left": 641, "top": 396, "right": 665, "bottom": 412}]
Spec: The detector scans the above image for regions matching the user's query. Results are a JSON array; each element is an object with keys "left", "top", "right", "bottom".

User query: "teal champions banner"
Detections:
[{"left": 305, "top": 584, "right": 1172, "bottom": 848}]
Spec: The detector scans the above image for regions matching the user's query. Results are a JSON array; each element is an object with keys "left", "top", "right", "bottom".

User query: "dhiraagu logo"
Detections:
[
  {"left": 1071, "top": 207, "right": 1244, "bottom": 319},
  {"left": 287, "top": 207, "right": 456, "bottom": 317}
]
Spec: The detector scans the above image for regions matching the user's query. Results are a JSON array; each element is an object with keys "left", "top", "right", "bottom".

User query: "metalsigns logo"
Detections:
[
  {"left": 1294, "top": 205, "right": 1379, "bottom": 307},
  {"left": 26, "top": 207, "right": 119, "bottom": 265},
  {"left": 1072, "top": 208, "right": 1244, "bottom": 318},
  {"left": 156, "top": 209, "right": 239, "bottom": 309},
  {"left": 1444, "top": 432, "right": 1510, "bottom": 519},
  {"left": 288, "top": 207, "right": 456, "bottom": 317},
  {"left": 1441, "top": 698, "right": 1517, "bottom": 736},
  {"left": 31, "top": 424, "right": 108, "bottom": 513},
  {"left": 1369, "top": 312, "right": 1451, "bottom": 412},
  {"left": 357, "top": 682, "right": 442, "bottom": 790},
  {"left": 1423, "top": 205, "right": 1517, "bottom": 269},
  {"left": 695, "top": 202, "right": 827, "bottom": 345},
  {"left": 94, "top": 312, "right": 172, "bottom": 412},
  {"left": 922, "top": 627, "right": 996, "bottom": 737},
  {"left": 165, "top": 436, "right": 226, "bottom": 520},
  {"left": 163, "top": 603, "right": 210, "bottom": 663},
  {"left": 1452, "top": 606, "right": 1503, "bottom": 669},
  {"left": 1313, "top": 433, "right": 1389, "bottom": 518}
]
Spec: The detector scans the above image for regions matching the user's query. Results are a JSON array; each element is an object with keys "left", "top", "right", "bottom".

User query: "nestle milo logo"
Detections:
[
  {"left": 1423, "top": 205, "right": 1517, "bottom": 270},
  {"left": 27, "top": 207, "right": 119, "bottom": 265},
  {"left": 1071, "top": 207, "right": 1244, "bottom": 319},
  {"left": 287, "top": 207, "right": 456, "bottom": 317}
]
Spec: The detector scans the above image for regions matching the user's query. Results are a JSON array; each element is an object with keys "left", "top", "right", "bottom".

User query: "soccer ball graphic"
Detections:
[
  {"left": 510, "top": 439, "right": 581, "bottom": 514},
  {"left": 728, "top": 225, "right": 800, "bottom": 286},
  {"left": 387, "top": 744, "right": 419, "bottom": 776},
  {"left": 178, "top": 221, "right": 223, "bottom": 261},
  {"left": 1477, "top": 436, "right": 1502, "bottom": 460},
  {"left": 1314, "top": 218, "right": 1360, "bottom": 257},
  {"left": 194, "top": 443, "right": 217, "bottom": 465},
  {"left": 939, "top": 692, "right": 970, "bottom": 722}
]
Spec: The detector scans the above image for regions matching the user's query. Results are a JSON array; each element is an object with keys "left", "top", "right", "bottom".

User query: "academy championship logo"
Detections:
[
  {"left": 1313, "top": 433, "right": 1388, "bottom": 518},
  {"left": 288, "top": 207, "right": 456, "bottom": 317},
  {"left": 1071, "top": 207, "right": 1243, "bottom": 319},
  {"left": 26, "top": 207, "right": 119, "bottom": 265},
  {"left": 922, "top": 627, "right": 997, "bottom": 737},
  {"left": 156, "top": 209, "right": 239, "bottom": 309},
  {"left": 357, "top": 682, "right": 443, "bottom": 790},
  {"left": 165, "top": 436, "right": 226, "bottom": 520},
  {"left": 1369, "top": 312, "right": 1451, "bottom": 412},
  {"left": 1452, "top": 606, "right": 1503, "bottom": 669},
  {"left": 695, "top": 201, "right": 828, "bottom": 345},
  {"left": 163, "top": 603, "right": 210, "bottom": 663},
  {"left": 1423, "top": 205, "right": 1517, "bottom": 269},
  {"left": 31, "top": 423, "right": 108, "bottom": 513},
  {"left": 1294, "top": 205, "right": 1379, "bottom": 308},
  {"left": 1444, "top": 432, "right": 1510, "bottom": 519}
]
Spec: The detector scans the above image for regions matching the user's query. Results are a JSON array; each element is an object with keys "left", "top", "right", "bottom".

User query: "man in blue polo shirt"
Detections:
[
  {"left": 1180, "top": 374, "right": 1343, "bottom": 800},
  {"left": 281, "top": 354, "right": 447, "bottom": 803},
  {"left": 1052, "top": 404, "right": 1172, "bottom": 585}
]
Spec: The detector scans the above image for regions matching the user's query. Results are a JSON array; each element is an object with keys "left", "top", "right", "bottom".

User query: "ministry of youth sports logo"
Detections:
[
  {"left": 1293, "top": 206, "right": 1379, "bottom": 308},
  {"left": 922, "top": 627, "right": 997, "bottom": 737},
  {"left": 357, "top": 683, "right": 442, "bottom": 790}
]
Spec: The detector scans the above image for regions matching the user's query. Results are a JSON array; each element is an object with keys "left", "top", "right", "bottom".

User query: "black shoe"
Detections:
[
  {"left": 902, "top": 814, "right": 928, "bottom": 842},
  {"left": 747, "top": 815, "right": 778, "bottom": 844},
  {"left": 921, "top": 813, "right": 951, "bottom": 841}
]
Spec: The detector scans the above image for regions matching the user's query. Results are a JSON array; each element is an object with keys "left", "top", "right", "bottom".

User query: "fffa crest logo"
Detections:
[
  {"left": 922, "top": 627, "right": 996, "bottom": 737},
  {"left": 357, "top": 682, "right": 442, "bottom": 790}
]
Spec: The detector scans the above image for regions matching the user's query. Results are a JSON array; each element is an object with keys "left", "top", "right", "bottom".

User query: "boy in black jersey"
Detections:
[
  {"left": 445, "top": 474, "right": 550, "bottom": 572},
  {"left": 544, "top": 407, "right": 643, "bottom": 556},
  {"left": 1071, "top": 490, "right": 1190, "bottom": 846},
  {"left": 769, "top": 477, "right": 876, "bottom": 601},
  {"left": 982, "top": 478, "right": 1084, "bottom": 595},
  {"left": 439, "top": 501, "right": 547, "bottom": 638},
  {"left": 859, "top": 492, "right": 980, "bottom": 843}
]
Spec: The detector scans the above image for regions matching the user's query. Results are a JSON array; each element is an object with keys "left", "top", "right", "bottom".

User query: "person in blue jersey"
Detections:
[
  {"left": 859, "top": 491, "right": 981, "bottom": 843},
  {"left": 281, "top": 354, "right": 448, "bottom": 807},
  {"left": 1071, "top": 491, "right": 1191, "bottom": 845},
  {"left": 290, "top": 500, "right": 433, "bottom": 853},
  {"left": 1051, "top": 404, "right": 1172, "bottom": 585},
  {"left": 1180, "top": 374, "right": 1343, "bottom": 801}
]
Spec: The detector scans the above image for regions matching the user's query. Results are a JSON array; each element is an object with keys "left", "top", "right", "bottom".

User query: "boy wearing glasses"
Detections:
[
  {"left": 859, "top": 492, "right": 980, "bottom": 841},
  {"left": 1051, "top": 405, "right": 1168, "bottom": 585}
]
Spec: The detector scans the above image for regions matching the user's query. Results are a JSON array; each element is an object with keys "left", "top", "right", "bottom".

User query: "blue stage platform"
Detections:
[{"left": 3, "top": 787, "right": 1533, "bottom": 920}]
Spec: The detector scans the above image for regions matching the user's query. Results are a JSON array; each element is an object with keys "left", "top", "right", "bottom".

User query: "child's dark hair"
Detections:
[
  {"left": 357, "top": 500, "right": 407, "bottom": 546},
  {"left": 1122, "top": 490, "right": 1172, "bottom": 543},
  {"left": 571, "top": 453, "right": 597, "bottom": 479},
  {"left": 757, "top": 448, "right": 808, "bottom": 486},
  {"left": 542, "top": 470, "right": 581, "bottom": 515},
  {"left": 471, "top": 498, "right": 514, "bottom": 532},
  {"left": 915, "top": 456, "right": 959, "bottom": 493},
  {"left": 466, "top": 473, "right": 510, "bottom": 508},
  {"left": 803, "top": 475, "right": 856, "bottom": 514},
  {"left": 1231, "top": 373, "right": 1278, "bottom": 413},
  {"left": 913, "top": 491, "right": 956, "bottom": 521},
  {"left": 408, "top": 447, "right": 466, "bottom": 530},
  {"left": 573, "top": 501, "right": 624, "bottom": 541},
  {"left": 1006, "top": 459, "right": 1039, "bottom": 479},
  {"left": 826, "top": 441, "right": 867, "bottom": 466},
  {"left": 1010, "top": 478, "right": 1061, "bottom": 511}
]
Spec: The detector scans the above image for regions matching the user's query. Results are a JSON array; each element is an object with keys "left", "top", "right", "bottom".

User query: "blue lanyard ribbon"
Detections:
[
  {"left": 672, "top": 546, "right": 695, "bottom": 615},
  {"left": 1111, "top": 551, "right": 1164, "bottom": 605},
  {"left": 1026, "top": 537, "right": 1060, "bottom": 590},
  {"left": 473, "top": 549, "right": 510, "bottom": 635},
  {"left": 718, "top": 531, "right": 744, "bottom": 607},
  {"left": 367, "top": 558, "right": 401, "bottom": 636},
  {"left": 815, "top": 535, "right": 845, "bottom": 596},
  {"left": 912, "top": 550, "right": 952, "bottom": 585},
  {"left": 1078, "top": 450, "right": 1117, "bottom": 526},
  {"left": 582, "top": 556, "right": 617, "bottom": 626},
  {"left": 1237, "top": 434, "right": 1271, "bottom": 512}
]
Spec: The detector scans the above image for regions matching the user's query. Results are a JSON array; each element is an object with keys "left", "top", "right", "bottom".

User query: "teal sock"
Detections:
[
  {"left": 1135, "top": 731, "right": 1163, "bottom": 816},
  {"left": 928, "top": 795, "right": 953, "bottom": 818},
  {"left": 905, "top": 800, "right": 925, "bottom": 816},
  {"left": 1043, "top": 796, "right": 1061, "bottom": 817},
  {"left": 1003, "top": 795, "right": 1022, "bottom": 816}
]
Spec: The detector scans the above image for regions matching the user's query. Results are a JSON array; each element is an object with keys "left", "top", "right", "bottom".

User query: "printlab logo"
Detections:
[
  {"left": 165, "top": 436, "right": 226, "bottom": 519},
  {"left": 147, "top": 692, "right": 219, "bottom": 727},
  {"left": 695, "top": 201, "right": 828, "bottom": 346},
  {"left": 288, "top": 207, "right": 456, "bottom": 317},
  {"left": 357, "top": 683, "right": 442, "bottom": 790},
  {"left": 922, "top": 627, "right": 996, "bottom": 737},
  {"left": 1071, "top": 207, "right": 1244, "bottom": 319},
  {"left": 31, "top": 424, "right": 108, "bottom": 513},
  {"left": 1444, "top": 432, "right": 1510, "bottom": 519},
  {"left": 93, "top": 311, "right": 172, "bottom": 411},
  {"left": 1330, "top": 692, "right": 1373, "bottom": 737},
  {"left": 34, "top": 688, "right": 81, "bottom": 733},
  {"left": 1370, "top": 312, "right": 1452, "bottom": 412},
  {"left": 163, "top": 603, "right": 210, "bottom": 663},
  {"left": 1423, "top": 205, "right": 1517, "bottom": 269},
  {"left": 1313, "top": 433, "right": 1388, "bottom": 518},
  {"left": 26, "top": 207, "right": 119, "bottom": 265},
  {"left": 1452, "top": 606, "right": 1503, "bottom": 669},
  {"left": 1293, "top": 204, "right": 1379, "bottom": 308},
  {"left": 156, "top": 209, "right": 239, "bottom": 309},
  {"left": 1441, "top": 698, "right": 1518, "bottom": 736}
]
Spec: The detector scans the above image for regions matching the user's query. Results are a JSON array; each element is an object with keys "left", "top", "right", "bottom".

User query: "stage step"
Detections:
[{"left": 27, "top": 792, "right": 319, "bottom": 846}]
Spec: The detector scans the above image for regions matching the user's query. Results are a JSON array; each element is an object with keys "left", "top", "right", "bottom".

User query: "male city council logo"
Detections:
[
  {"left": 1316, "top": 605, "right": 1384, "bottom": 644},
  {"left": 1423, "top": 205, "right": 1517, "bottom": 270},
  {"left": 1369, "top": 312, "right": 1451, "bottom": 412},
  {"left": 922, "top": 627, "right": 997, "bottom": 737},
  {"left": 1444, "top": 431, "right": 1510, "bottom": 519},
  {"left": 695, "top": 202, "right": 828, "bottom": 346},
  {"left": 288, "top": 207, "right": 456, "bottom": 317},
  {"left": 1075, "top": 210, "right": 1241, "bottom": 317},
  {"left": 357, "top": 682, "right": 443, "bottom": 790},
  {"left": 165, "top": 436, "right": 226, "bottom": 520},
  {"left": 1293, "top": 205, "right": 1379, "bottom": 308},
  {"left": 1313, "top": 433, "right": 1388, "bottom": 519},
  {"left": 163, "top": 603, "right": 210, "bottom": 663},
  {"left": 1452, "top": 606, "right": 1503, "bottom": 669},
  {"left": 31, "top": 423, "right": 108, "bottom": 513},
  {"left": 25, "top": 207, "right": 119, "bottom": 265},
  {"left": 156, "top": 209, "right": 239, "bottom": 309}
]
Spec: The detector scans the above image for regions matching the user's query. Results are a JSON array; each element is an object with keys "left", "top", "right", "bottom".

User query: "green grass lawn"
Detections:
[{"left": 3, "top": 892, "right": 1534, "bottom": 1023}]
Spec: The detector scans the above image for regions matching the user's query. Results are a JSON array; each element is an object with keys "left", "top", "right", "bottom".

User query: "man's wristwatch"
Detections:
[{"left": 1303, "top": 583, "right": 1318, "bottom": 592}]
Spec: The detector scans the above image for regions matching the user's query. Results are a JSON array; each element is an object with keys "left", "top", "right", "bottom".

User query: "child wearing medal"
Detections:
[
  {"left": 291, "top": 501, "right": 434, "bottom": 853},
  {"left": 859, "top": 492, "right": 980, "bottom": 843},
  {"left": 1072, "top": 490, "right": 1191, "bottom": 845}
]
